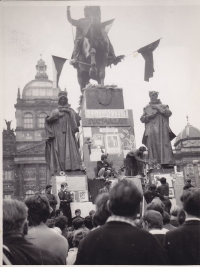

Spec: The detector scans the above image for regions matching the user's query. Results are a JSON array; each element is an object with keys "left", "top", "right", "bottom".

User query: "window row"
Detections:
[{"left": 24, "top": 112, "right": 47, "bottom": 128}]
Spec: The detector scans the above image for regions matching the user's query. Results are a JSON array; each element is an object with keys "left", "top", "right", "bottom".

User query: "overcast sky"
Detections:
[{"left": 1, "top": 0, "right": 200, "bottom": 147}]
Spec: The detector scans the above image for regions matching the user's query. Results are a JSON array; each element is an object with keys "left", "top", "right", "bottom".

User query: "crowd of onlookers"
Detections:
[{"left": 3, "top": 177, "right": 200, "bottom": 265}]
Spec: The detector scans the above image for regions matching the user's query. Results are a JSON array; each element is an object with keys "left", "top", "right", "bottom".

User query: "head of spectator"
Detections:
[
  {"left": 74, "top": 209, "right": 81, "bottom": 218},
  {"left": 146, "top": 201, "right": 164, "bottom": 218},
  {"left": 180, "top": 188, "right": 200, "bottom": 218},
  {"left": 89, "top": 210, "right": 95, "bottom": 216},
  {"left": 94, "top": 192, "right": 111, "bottom": 226},
  {"left": 84, "top": 216, "right": 93, "bottom": 230},
  {"left": 143, "top": 210, "right": 163, "bottom": 230},
  {"left": 163, "top": 211, "right": 171, "bottom": 225},
  {"left": 101, "top": 154, "right": 108, "bottom": 163},
  {"left": 104, "top": 180, "right": 112, "bottom": 191},
  {"left": 54, "top": 215, "right": 68, "bottom": 231},
  {"left": 163, "top": 199, "right": 172, "bottom": 214},
  {"left": 55, "top": 209, "right": 63, "bottom": 217},
  {"left": 72, "top": 217, "right": 84, "bottom": 230},
  {"left": 177, "top": 208, "right": 186, "bottom": 225},
  {"left": 148, "top": 184, "right": 157, "bottom": 191},
  {"left": 3, "top": 199, "right": 28, "bottom": 236},
  {"left": 185, "top": 178, "right": 192, "bottom": 186},
  {"left": 160, "top": 177, "right": 167, "bottom": 184},
  {"left": 108, "top": 179, "right": 142, "bottom": 218},
  {"left": 25, "top": 194, "right": 50, "bottom": 227},
  {"left": 72, "top": 228, "right": 89, "bottom": 248},
  {"left": 134, "top": 218, "right": 143, "bottom": 229},
  {"left": 46, "top": 218, "right": 55, "bottom": 228},
  {"left": 45, "top": 184, "right": 52, "bottom": 194}
]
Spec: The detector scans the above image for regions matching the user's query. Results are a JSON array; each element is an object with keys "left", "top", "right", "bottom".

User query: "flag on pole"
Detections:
[
  {"left": 137, "top": 39, "right": 161, "bottom": 82},
  {"left": 101, "top": 19, "right": 115, "bottom": 34},
  {"left": 52, "top": 56, "right": 67, "bottom": 88}
]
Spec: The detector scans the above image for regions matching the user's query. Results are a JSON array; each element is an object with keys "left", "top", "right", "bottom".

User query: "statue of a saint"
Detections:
[
  {"left": 5, "top": 120, "right": 12, "bottom": 131},
  {"left": 67, "top": 6, "right": 117, "bottom": 67},
  {"left": 45, "top": 91, "right": 82, "bottom": 175},
  {"left": 140, "top": 91, "right": 176, "bottom": 168}
]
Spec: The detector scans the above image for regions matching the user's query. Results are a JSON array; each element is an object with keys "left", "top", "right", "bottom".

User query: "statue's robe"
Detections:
[
  {"left": 45, "top": 106, "right": 81, "bottom": 175},
  {"left": 140, "top": 100, "right": 176, "bottom": 167}
]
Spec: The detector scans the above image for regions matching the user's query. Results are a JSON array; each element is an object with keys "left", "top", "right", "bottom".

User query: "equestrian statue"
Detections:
[{"left": 67, "top": 6, "right": 124, "bottom": 91}]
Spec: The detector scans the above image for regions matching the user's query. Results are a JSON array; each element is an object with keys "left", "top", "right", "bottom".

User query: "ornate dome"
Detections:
[
  {"left": 22, "top": 58, "right": 60, "bottom": 100},
  {"left": 174, "top": 120, "right": 200, "bottom": 148}
]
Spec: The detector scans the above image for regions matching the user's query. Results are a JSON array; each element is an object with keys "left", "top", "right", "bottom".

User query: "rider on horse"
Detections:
[{"left": 67, "top": 6, "right": 119, "bottom": 67}]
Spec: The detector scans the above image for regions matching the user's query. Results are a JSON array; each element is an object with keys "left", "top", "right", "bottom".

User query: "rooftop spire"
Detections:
[{"left": 17, "top": 87, "right": 21, "bottom": 99}]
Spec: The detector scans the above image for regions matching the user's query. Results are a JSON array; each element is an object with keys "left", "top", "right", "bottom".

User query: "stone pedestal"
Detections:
[{"left": 80, "top": 85, "right": 135, "bottom": 179}]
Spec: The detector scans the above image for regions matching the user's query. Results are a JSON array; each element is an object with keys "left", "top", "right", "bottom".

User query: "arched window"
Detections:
[
  {"left": 38, "top": 112, "right": 47, "bottom": 128},
  {"left": 24, "top": 113, "right": 33, "bottom": 128},
  {"left": 25, "top": 190, "right": 35, "bottom": 199}
]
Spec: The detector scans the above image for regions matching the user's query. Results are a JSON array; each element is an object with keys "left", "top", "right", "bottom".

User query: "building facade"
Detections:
[{"left": 3, "top": 58, "right": 60, "bottom": 200}]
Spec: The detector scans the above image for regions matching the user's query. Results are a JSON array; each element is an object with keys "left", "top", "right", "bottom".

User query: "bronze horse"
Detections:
[{"left": 76, "top": 7, "right": 123, "bottom": 91}]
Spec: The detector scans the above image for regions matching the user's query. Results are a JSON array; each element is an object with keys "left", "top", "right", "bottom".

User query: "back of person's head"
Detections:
[
  {"left": 177, "top": 208, "right": 186, "bottom": 225},
  {"left": 3, "top": 199, "right": 27, "bottom": 235},
  {"left": 94, "top": 193, "right": 111, "bottom": 226},
  {"left": 163, "top": 199, "right": 172, "bottom": 213},
  {"left": 134, "top": 218, "right": 143, "bottom": 229},
  {"left": 54, "top": 215, "right": 68, "bottom": 230},
  {"left": 84, "top": 216, "right": 93, "bottom": 230},
  {"left": 25, "top": 194, "right": 50, "bottom": 226},
  {"left": 89, "top": 210, "right": 95, "bottom": 216},
  {"left": 163, "top": 211, "right": 171, "bottom": 224},
  {"left": 72, "top": 217, "right": 84, "bottom": 230},
  {"left": 181, "top": 188, "right": 200, "bottom": 218},
  {"left": 46, "top": 218, "right": 55, "bottom": 228},
  {"left": 160, "top": 177, "right": 166, "bottom": 184},
  {"left": 72, "top": 228, "right": 89, "bottom": 247},
  {"left": 170, "top": 205, "right": 181, "bottom": 217},
  {"left": 146, "top": 201, "right": 164, "bottom": 218},
  {"left": 109, "top": 179, "right": 142, "bottom": 216},
  {"left": 101, "top": 154, "right": 107, "bottom": 161},
  {"left": 149, "top": 184, "right": 156, "bottom": 191},
  {"left": 143, "top": 210, "right": 163, "bottom": 229}
]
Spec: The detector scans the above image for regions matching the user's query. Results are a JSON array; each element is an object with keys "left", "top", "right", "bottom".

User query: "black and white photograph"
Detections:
[{"left": 1, "top": 0, "right": 200, "bottom": 265}]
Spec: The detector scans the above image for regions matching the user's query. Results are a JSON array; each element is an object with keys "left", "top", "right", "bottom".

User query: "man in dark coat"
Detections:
[
  {"left": 75, "top": 179, "right": 169, "bottom": 265},
  {"left": 58, "top": 182, "right": 73, "bottom": 226},
  {"left": 98, "top": 180, "right": 112, "bottom": 194},
  {"left": 45, "top": 184, "right": 57, "bottom": 217},
  {"left": 143, "top": 184, "right": 164, "bottom": 204},
  {"left": 164, "top": 188, "right": 200, "bottom": 265},
  {"left": 157, "top": 177, "right": 169, "bottom": 197}
]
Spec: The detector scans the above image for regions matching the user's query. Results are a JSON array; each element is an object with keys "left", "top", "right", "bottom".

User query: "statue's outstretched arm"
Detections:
[{"left": 67, "top": 6, "right": 79, "bottom": 27}]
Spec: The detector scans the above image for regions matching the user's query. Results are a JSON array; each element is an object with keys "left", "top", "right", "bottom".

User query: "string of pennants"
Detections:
[{"left": 52, "top": 38, "right": 161, "bottom": 87}]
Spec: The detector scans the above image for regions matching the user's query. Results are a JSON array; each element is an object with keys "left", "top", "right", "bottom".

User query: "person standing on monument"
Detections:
[
  {"left": 45, "top": 185, "right": 57, "bottom": 218},
  {"left": 140, "top": 91, "right": 176, "bottom": 169},
  {"left": 58, "top": 182, "right": 73, "bottom": 226},
  {"left": 45, "top": 91, "right": 82, "bottom": 175}
]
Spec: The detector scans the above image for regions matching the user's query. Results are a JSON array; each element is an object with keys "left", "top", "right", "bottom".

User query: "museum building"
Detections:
[{"left": 3, "top": 58, "right": 60, "bottom": 200}]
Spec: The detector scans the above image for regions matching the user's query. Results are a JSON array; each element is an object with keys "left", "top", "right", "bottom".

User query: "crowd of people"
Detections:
[{"left": 3, "top": 177, "right": 200, "bottom": 265}]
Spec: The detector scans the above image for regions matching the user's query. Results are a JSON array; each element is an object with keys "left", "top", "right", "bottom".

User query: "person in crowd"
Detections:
[
  {"left": 164, "top": 188, "right": 200, "bottom": 265},
  {"left": 170, "top": 205, "right": 181, "bottom": 227},
  {"left": 58, "top": 182, "right": 73, "bottom": 226},
  {"left": 54, "top": 215, "right": 69, "bottom": 239},
  {"left": 89, "top": 210, "right": 95, "bottom": 216},
  {"left": 99, "top": 180, "right": 112, "bottom": 194},
  {"left": 97, "top": 154, "right": 112, "bottom": 178},
  {"left": 55, "top": 209, "right": 64, "bottom": 217},
  {"left": 25, "top": 194, "right": 69, "bottom": 264},
  {"left": 143, "top": 210, "right": 168, "bottom": 245},
  {"left": 45, "top": 184, "right": 57, "bottom": 217},
  {"left": 3, "top": 199, "right": 63, "bottom": 265},
  {"left": 183, "top": 178, "right": 194, "bottom": 190},
  {"left": 84, "top": 216, "right": 94, "bottom": 230},
  {"left": 67, "top": 228, "right": 89, "bottom": 265},
  {"left": 72, "top": 209, "right": 84, "bottom": 222},
  {"left": 72, "top": 217, "right": 84, "bottom": 230},
  {"left": 92, "top": 193, "right": 111, "bottom": 227},
  {"left": 133, "top": 218, "right": 143, "bottom": 229},
  {"left": 163, "top": 198, "right": 172, "bottom": 214},
  {"left": 146, "top": 201, "right": 165, "bottom": 218},
  {"left": 177, "top": 207, "right": 186, "bottom": 225},
  {"left": 143, "top": 184, "right": 164, "bottom": 204},
  {"left": 46, "top": 218, "right": 55, "bottom": 228},
  {"left": 157, "top": 177, "right": 169, "bottom": 197},
  {"left": 75, "top": 179, "right": 169, "bottom": 265},
  {"left": 163, "top": 211, "right": 176, "bottom": 231}
]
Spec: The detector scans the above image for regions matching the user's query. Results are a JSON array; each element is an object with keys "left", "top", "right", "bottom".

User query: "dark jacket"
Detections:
[
  {"left": 75, "top": 221, "right": 169, "bottom": 265},
  {"left": 3, "top": 234, "right": 63, "bottom": 265},
  {"left": 157, "top": 183, "right": 169, "bottom": 196},
  {"left": 45, "top": 193, "right": 57, "bottom": 209},
  {"left": 143, "top": 190, "right": 164, "bottom": 204},
  {"left": 164, "top": 220, "right": 200, "bottom": 265}
]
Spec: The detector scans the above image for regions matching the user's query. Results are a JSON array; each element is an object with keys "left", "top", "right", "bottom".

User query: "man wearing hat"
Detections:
[
  {"left": 99, "top": 180, "right": 112, "bottom": 194},
  {"left": 140, "top": 91, "right": 176, "bottom": 169},
  {"left": 58, "top": 182, "right": 73, "bottom": 226},
  {"left": 45, "top": 185, "right": 57, "bottom": 218}
]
